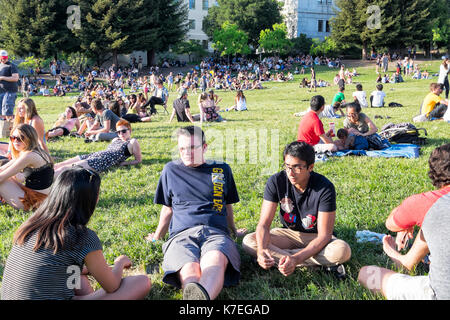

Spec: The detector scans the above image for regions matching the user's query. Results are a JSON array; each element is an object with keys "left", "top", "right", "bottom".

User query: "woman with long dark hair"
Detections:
[{"left": 1, "top": 166, "right": 151, "bottom": 300}]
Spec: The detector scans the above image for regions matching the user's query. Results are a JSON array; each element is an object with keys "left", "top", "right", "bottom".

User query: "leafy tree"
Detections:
[
  {"left": 289, "top": 34, "right": 314, "bottom": 55},
  {"left": 203, "top": 0, "right": 282, "bottom": 46},
  {"left": 310, "top": 37, "right": 339, "bottom": 57},
  {"left": 0, "top": 0, "right": 78, "bottom": 59},
  {"left": 174, "top": 40, "right": 208, "bottom": 63},
  {"left": 258, "top": 23, "right": 292, "bottom": 55},
  {"left": 212, "top": 22, "right": 251, "bottom": 62}
]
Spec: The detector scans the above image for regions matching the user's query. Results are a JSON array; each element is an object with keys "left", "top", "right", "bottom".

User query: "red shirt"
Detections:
[
  {"left": 297, "top": 111, "right": 324, "bottom": 146},
  {"left": 393, "top": 185, "right": 450, "bottom": 229}
]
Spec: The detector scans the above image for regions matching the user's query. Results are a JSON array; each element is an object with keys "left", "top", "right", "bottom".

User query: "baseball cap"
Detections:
[{"left": 0, "top": 50, "right": 8, "bottom": 59}]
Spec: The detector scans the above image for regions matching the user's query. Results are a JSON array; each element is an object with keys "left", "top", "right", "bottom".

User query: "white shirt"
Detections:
[
  {"left": 371, "top": 90, "right": 386, "bottom": 107},
  {"left": 438, "top": 64, "right": 449, "bottom": 84},
  {"left": 353, "top": 91, "right": 368, "bottom": 108}
]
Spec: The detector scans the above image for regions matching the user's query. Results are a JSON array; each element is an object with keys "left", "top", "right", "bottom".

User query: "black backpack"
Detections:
[{"left": 379, "top": 122, "right": 427, "bottom": 145}]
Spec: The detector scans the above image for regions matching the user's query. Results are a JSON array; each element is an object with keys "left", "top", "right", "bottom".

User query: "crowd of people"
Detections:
[{"left": 0, "top": 47, "right": 448, "bottom": 301}]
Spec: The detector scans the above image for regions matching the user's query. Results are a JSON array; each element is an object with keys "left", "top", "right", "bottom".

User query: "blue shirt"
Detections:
[{"left": 154, "top": 160, "right": 240, "bottom": 238}]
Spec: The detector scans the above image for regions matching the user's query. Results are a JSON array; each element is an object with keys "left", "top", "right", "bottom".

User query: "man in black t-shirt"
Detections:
[
  {"left": 145, "top": 126, "right": 246, "bottom": 300},
  {"left": 243, "top": 141, "right": 351, "bottom": 277},
  {"left": 169, "top": 89, "right": 195, "bottom": 123},
  {"left": 0, "top": 50, "right": 19, "bottom": 120}
]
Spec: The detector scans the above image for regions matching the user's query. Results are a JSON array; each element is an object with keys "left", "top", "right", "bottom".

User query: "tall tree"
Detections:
[
  {"left": 212, "top": 22, "right": 251, "bottom": 62},
  {"left": 258, "top": 23, "right": 292, "bottom": 55},
  {"left": 203, "top": 0, "right": 282, "bottom": 47},
  {"left": 0, "top": 0, "right": 78, "bottom": 59}
]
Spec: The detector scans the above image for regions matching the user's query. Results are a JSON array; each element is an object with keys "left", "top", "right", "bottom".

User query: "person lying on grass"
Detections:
[
  {"left": 46, "top": 106, "right": 81, "bottom": 140},
  {"left": 358, "top": 144, "right": 450, "bottom": 300},
  {"left": 243, "top": 141, "right": 351, "bottom": 278},
  {"left": 53, "top": 119, "right": 141, "bottom": 176},
  {"left": 0, "top": 124, "right": 53, "bottom": 211},
  {"left": 1, "top": 166, "right": 151, "bottom": 300}
]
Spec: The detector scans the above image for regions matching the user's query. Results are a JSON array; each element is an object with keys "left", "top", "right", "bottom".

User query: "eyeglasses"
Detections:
[
  {"left": 282, "top": 163, "right": 308, "bottom": 173},
  {"left": 116, "top": 129, "right": 129, "bottom": 135},
  {"left": 347, "top": 113, "right": 358, "bottom": 118},
  {"left": 179, "top": 145, "right": 203, "bottom": 152},
  {"left": 10, "top": 135, "right": 23, "bottom": 143}
]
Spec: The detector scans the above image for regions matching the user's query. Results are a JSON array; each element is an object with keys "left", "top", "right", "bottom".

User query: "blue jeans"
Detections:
[{"left": 0, "top": 92, "right": 17, "bottom": 116}]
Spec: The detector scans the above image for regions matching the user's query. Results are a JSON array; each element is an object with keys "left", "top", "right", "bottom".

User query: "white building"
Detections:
[
  {"left": 186, "top": 0, "right": 217, "bottom": 51},
  {"left": 281, "top": 0, "right": 337, "bottom": 40}
]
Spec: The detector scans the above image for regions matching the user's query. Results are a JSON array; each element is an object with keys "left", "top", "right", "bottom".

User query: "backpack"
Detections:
[
  {"left": 388, "top": 102, "right": 403, "bottom": 107},
  {"left": 379, "top": 122, "right": 427, "bottom": 145}
]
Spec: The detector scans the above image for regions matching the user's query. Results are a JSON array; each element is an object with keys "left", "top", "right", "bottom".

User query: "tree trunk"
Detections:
[
  {"left": 113, "top": 50, "right": 118, "bottom": 66},
  {"left": 362, "top": 42, "right": 368, "bottom": 60},
  {"left": 147, "top": 49, "right": 155, "bottom": 67}
]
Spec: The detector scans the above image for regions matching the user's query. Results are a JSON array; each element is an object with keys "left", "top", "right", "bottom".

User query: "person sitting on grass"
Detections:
[
  {"left": 46, "top": 106, "right": 81, "bottom": 140},
  {"left": 420, "top": 83, "right": 448, "bottom": 120},
  {"left": 358, "top": 143, "right": 450, "bottom": 300},
  {"left": 370, "top": 84, "right": 386, "bottom": 108},
  {"left": 198, "top": 93, "right": 223, "bottom": 124},
  {"left": 226, "top": 90, "right": 247, "bottom": 112},
  {"left": 353, "top": 83, "right": 368, "bottom": 108},
  {"left": 242, "top": 141, "right": 351, "bottom": 278},
  {"left": 13, "top": 98, "right": 49, "bottom": 154},
  {"left": 331, "top": 86, "right": 346, "bottom": 108},
  {"left": 1, "top": 166, "right": 151, "bottom": 300},
  {"left": 0, "top": 124, "right": 53, "bottom": 211},
  {"left": 145, "top": 126, "right": 246, "bottom": 300},
  {"left": 84, "top": 98, "right": 120, "bottom": 142},
  {"left": 54, "top": 119, "right": 142, "bottom": 175},
  {"left": 297, "top": 95, "right": 337, "bottom": 153}
]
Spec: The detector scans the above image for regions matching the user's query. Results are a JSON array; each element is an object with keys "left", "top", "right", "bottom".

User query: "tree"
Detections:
[
  {"left": 258, "top": 23, "right": 292, "bottom": 55},
  {"left": 310, "top": 37, "right": 339, "bottom": 57},
  {"left": 0, "top": 0, "right": 78, "bottom": 60},
  {"left": 174, "top": 40, "right": 208, "bottom": 63},
  {"left": 289, "top": 34, "right": 314, "bottom": 55},
  {"left": 212, "top": 22, "right": 251, "bottom": 62},
  {"left": 331, "top": 0, "right": 448, "bottom": 59},
  {"left": 203, "top": 0, "right": 282, "bottom": 46}
]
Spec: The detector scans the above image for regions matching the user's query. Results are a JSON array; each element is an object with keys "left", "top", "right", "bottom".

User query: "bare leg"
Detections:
[
  {"left": 358, "top": 266, "right": 397, "bottom": 298},
  {"left": 198, "top": 250, "right": 228, "bottom": 300},
  {"left": 47, "top": 128, "right": 64, "bottom": 138},
  {"left": 0, "top": 179, "right": 26, "bottom": 210},
  {"left": 73, "top": 275, "right": 151, "bottom": 300}
]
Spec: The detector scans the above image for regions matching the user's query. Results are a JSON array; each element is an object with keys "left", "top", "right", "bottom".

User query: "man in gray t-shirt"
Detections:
[
  {"left": 422, "top": 194, "right": 450, "bottom": 299},
  {"left": 84, "top": 99, "right": 120, "bottom": 142},
  {"left": 0, "top": 50, "right": 19, "bottom": 120}
]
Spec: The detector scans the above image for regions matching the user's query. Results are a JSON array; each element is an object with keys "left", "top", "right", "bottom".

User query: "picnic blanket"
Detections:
[{"left": 332, "top": 143, "right": 420, "bottom": 159}]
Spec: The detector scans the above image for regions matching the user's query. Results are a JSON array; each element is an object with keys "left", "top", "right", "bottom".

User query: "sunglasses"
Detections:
[
  {"left": 116, "top": 129, "right": 129, "bottom": 135},
  {"left": 10, "top": 135, "right": 23, "bottom": 143}
]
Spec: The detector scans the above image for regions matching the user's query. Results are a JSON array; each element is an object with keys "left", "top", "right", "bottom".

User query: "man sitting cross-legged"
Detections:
[{"left": 242, "top": 141, "right": 351, "bottom": 278}]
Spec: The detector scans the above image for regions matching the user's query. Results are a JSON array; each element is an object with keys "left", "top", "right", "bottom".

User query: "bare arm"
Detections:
[
  {"left": 120, "top": 139, "right": 142, "bottom": 166},
  {"left": 146, "top": 205, "right": 173, "bottom": 241},
  {"left": 362, "top": 116, "right": 378, "bottom": 136},
  {"left": 0, "top": 73, "right": 19, "bottom": 82},
  {"left": 255, "top": 200, "right": 278, "bottom": 269},
  {"left": 84, "top": 250, "right": 132, "bottom": 293}
]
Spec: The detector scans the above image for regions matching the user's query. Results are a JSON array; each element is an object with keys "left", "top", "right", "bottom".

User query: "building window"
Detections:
[
  {"left": 202, "top": 40, "right": 208, "bottom": 49},
  {"left": 202, "top": 0, "right": 208, "bottom": 10},
  {"left": 189, "top": 19, "right": 196, "bottom": 30},
  {"left": 326, "top": 20, "right": 330, "bottom": 33},
  {"left": 189, "top": 0, "right": 195, "bottom": 9},
  {"left": 318, "top": 20, "right": 323, "bottom": 32}
]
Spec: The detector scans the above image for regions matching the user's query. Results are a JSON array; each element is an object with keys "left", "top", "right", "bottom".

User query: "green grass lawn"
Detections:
[{"left": 0, "top": 59, "right": 448, "bottom": 300}]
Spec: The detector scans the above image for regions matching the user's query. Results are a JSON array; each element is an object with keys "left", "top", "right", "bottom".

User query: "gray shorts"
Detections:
[{"left": 162, "top": 225, "right": 241, "bottom": 289}]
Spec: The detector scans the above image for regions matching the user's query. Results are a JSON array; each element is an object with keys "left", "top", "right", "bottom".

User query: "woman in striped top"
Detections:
[{"left": 1, "top": 166, "right": 151, "bottom": 300}]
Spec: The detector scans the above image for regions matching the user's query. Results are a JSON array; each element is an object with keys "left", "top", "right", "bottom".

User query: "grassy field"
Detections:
[{"left": 0, "top": 59, "right": 448, "bottom": 300}]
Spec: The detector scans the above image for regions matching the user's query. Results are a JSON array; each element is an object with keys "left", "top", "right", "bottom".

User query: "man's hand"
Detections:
[
  {"left": 257, "top": 249, "right": 275, "bottom": 270},
  {"left": 278, "top": 255, "right": 296, "bottom": 277}
]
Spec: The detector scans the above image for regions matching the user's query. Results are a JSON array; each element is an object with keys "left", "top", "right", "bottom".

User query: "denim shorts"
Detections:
[
  {"left": 0, "top": 92, "right": 17, "bottom": 116},
  {"left": 162, "top": 225, "right": 241, "bottom": 289}
]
